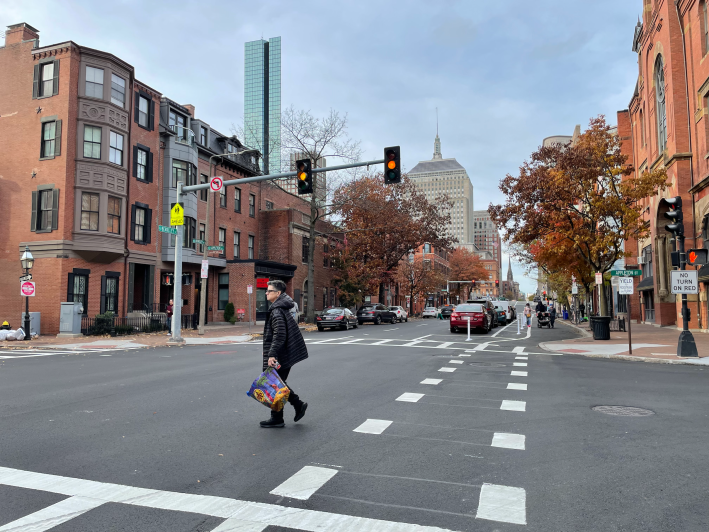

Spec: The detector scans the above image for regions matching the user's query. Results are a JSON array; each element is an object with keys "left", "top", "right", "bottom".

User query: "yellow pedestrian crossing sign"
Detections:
[{"left": 170, "top": 203, "right": 184, "bottom": 226}]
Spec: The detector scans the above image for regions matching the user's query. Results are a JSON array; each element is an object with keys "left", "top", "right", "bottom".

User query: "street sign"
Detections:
[
  {"left": 159, "top": 225, "right": 177, "bottom": 235},
  {"left": 201, "top": 260, "right": 209, "bottom": 279},
  {"left": 207, "top": 245, "right": 224, "bottom": 251},
  {"left": 21, "top": 281, "right": 35, "bottom": 297},
  {"left": 610, "top": 269, "right": 642, "bottom": 277},
  {"left": 670, "top": 270, "right": 698, "bottom": 294},
  {"left": 595, "top": 272, "right": 602, "bottom": 284},
  {"left": 170, "top": 203, "right": 184, "bottom": 226},
  {"left": 618, "top": 277, "right": 634, "bottom": 295},
  {"left": 571, "top": 283, "right": 578, "bottom": 294},
  {"left": 192, "top": 239, "right": 206, "bottom": 245},
  {"left": 209, "top": 176, "right": 223, "bottom": 192},
  {"left": 247, "top": 285, "right": 253, "bottom": 294},
  {"left": 19, "top": 274, "right": 32, "bottom": 282}
]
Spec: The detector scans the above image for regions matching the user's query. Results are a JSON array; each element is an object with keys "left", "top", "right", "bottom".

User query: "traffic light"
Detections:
[
  {"left": 495, "top": 280, "right": 499, "bottom": 288},
  {"left": 687, "top": 248, "right": 709, "bottom": 266},
  {"left": 296, "top": 159, "right": 313, "bottom": 195},
  {"left": 384, "top": 146, "right": 401, "bottom": 184},
  {"left": 663, "top": 196, "right": 684, "bottom": 235},
  {"left": 471, "top": 280, "right": 476, "bottom": 288}
]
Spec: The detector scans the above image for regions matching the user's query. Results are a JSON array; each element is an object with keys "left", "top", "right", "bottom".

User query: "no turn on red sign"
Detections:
[
  {"left": 210, "top": 176, "right": 223, "bottom": 192},
  {"left": 21, "top": 281, "right": 35, "bottom": 297}
]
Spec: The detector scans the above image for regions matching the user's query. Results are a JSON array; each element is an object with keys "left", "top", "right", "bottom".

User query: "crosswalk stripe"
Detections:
[
  {"left": 0, "top": 495, "right": 104, "bottom": 532},
  {"left": 476, "top": 483, "right": 527, "bottom": 524},
  {"left": 448, "top": 360, "right": 464, "bottom": 364},
  {"left": 511, "top": 371, "right": 528, "bottom": 376},
  {"left": 491, "top": 433, "right": 526, "bottom": 450},
  {"left": 507, "top": 383, "right": 527, "bottom": 390},
  {"left": 353, "top": 419, "right": 393, "bottom": 434},
  {"left": 500, "top": 400, "right": 526, "bottom": 411},
  {"left": 420, "top": 378, "right": 442, "bottom": 385},
  {"left": 438, "top": 367, "right": 456, "bottom": 372},
  {"left": 513, "top": 362, "right": 528, "bottom": 367},
  {"left": 269, "top": 466, "right": 338, "bottom": 500},
  {"left": 436, "top": 342, "right": 454, "bottom": 349},
  {"left": 396, "top": 393, "right": 425, "bottom": 402},
  {"left": 370, "top": 339, "right": 392, "bottom": 345}
]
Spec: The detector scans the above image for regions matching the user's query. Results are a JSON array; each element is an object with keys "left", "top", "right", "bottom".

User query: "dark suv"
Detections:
[
  {"left": 357, "top": 303, "right": 396, "bottom": 325},
  {"left": 440, "top": 304, "right": 456, "bottom": 319},
  {"left": 466, "top": 299, "right": 499, "bottom": 328}
]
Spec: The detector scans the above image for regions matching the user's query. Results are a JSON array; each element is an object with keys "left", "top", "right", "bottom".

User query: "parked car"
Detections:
[
  {"left": 450, "top": 303, "right": 492, "bottom": 333},
  {"left": 421, "top": 306, "right": 439, "bottom": 318},
  {"left": 466, "top": 298, "right": 498, "bottom": 328},
  {"left": 357, "top": 303, "right": 397, "bottom": 325},
  {"left": 389, "top": 306, "right": 408, "bottom": 323},
  {"left": 493, "top": 301, "right": 511, "bottom": 325},
  {"left": 440, "top": 304, "right": 456, "bottom": 319},
  {"left": 317, "top": 307, "right": 358, "bottom": 331}
]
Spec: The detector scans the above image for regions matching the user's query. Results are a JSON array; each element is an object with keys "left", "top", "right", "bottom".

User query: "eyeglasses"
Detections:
[{"left": 266, "top": 289, "right": 279, "bottom": 294}]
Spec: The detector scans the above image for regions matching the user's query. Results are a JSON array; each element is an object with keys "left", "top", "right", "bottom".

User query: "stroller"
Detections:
[{"left": 537, "top": 310, "right": 551, "bottom": 328}]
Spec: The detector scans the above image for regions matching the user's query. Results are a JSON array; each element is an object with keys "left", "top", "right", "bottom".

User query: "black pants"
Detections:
[
  {"left": 549, "top": 316, "right": 555, "bottom": 327},
  {"left": 272, "top": 366, "right": 303, "bottom": 420}
]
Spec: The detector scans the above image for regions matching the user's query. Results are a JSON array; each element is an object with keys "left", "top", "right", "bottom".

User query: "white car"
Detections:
[
  {"left": 389, "top": 306, "right": 408, "bottom": 323},
  {"left": 422, "top": 306, "right": 438, "bottom": 318}
]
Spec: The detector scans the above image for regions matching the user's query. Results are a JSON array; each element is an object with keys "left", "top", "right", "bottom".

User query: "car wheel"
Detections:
[
  {"left": 404, "top": 316, "right": 408, "bottom": 322},
  {"left": 357, "top": 321, "right": 363, "bottom": 326},
  {"left": 341, "top": 322, "right": 348, "bottom": 330},
  {"left": 317, "top": 326, "right": 323, "bottom": 332},
  {"left": 375, "top": 316, "right": 381, "bottom": 325},
  {"left": 353, "top": 321, "right": 358, "bottom": 328}
]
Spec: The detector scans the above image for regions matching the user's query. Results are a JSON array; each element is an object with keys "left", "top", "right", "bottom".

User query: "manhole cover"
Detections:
[
  {"left": 468, "top": 362, "right": 506, "bottom": 367},
  {"left": 592, "top": 406, "right": 655, "bottom": 416}
]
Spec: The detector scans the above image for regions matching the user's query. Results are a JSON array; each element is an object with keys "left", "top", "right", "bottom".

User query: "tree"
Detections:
[
  {"left": 332, "top": 174, "right": 454, "bottom": 304},
  {"left": 447, "top": 248, "right": 489, "bottom": 299},
  {"left": 489, "top": 116, "right": 668, "bottom": 316},
  {"left": 396, "top": 255, "right": 446, "bottom": 316}
]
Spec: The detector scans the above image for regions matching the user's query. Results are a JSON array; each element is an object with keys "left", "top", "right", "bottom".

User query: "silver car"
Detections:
[{"left": 389, "top": 306, "right": 408, "bottom": 323}]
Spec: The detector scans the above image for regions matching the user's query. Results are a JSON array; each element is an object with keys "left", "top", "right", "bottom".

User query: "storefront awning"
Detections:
[
  {"left": 698, "top": 264, "right": 709, "bottom": 283},
  {"left": 637, "top": 276, "right": 654, "bottom": 291}
]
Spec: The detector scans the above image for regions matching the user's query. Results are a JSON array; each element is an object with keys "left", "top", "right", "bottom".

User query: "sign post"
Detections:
[
  {"left": 618, "top": 277, "right": 634, "bottom": 355},
  {"left": 169, "top": 185, "right": 184, "bottom": 343},
  {"left": 247, "top": 285, "right": 253, "bottom": 334}
]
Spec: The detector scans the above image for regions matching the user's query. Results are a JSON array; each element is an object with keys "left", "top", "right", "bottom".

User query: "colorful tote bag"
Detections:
[{"left": 247, "top": 367, "right": 291, "bottom": 411}]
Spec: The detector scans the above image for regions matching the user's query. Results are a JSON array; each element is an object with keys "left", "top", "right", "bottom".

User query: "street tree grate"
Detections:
[{"left": 592, "top": 406, "right": 655, "bottom": 416}]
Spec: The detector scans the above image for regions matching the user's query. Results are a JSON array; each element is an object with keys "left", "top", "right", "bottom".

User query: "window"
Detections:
[
  {"left": 219, "top": 228, "right": 226, "bottom": 255},
  {"left": 323, "top": 243, "right": 329, "bottom": 267},
  {"left": 234, "top": 188, "right": 241, "bottom": 212},
  {"left": 169, "top": 110, "right": 187, "bottom": 140},
  {"left": 266, "top": 200, "right": 274, "bottom": 210},
  {"left": 424, "top": 243, "right": 431, "bottom": 254},
  {"left": 302, "top": 236, "right": 309, "bottom": 263},
  {"left": 234, "top": 232, "right": 240, "bottom": 259},
  {"left": 655, "top": 56, "right": 667, "bottom": 153},
  {"left": 199, "top": 223, "right": 205, "bottom": 253},
  {"left": 109, "top": 131, "right": 124, "bottom": 165},
  {"left": 137, "top": 96, "right": 149, "bottom": 128},
  {"left": 37, "top": 189, "right": 52, "bottom": 231},
  {"left": 102, "top": 275, "right": 119, "bottom": 313},
  {"left": 184, "top": 217, "right": 196, "bottom": 249},
  {"left": 172, "top": 160, "right": 196, "bottom": 188},
  {"left": 85, "top": 66, "right": 104, "bottom": 99},
  {"left": 248, "top": 235, "right": 254, "bottom": 259},
  {"left": 200, "top": 126, "right": 207, "bottom": 145},
  {"left": 218, "top": 273, "right": 229, "bottom": 310},
  {"left": 107, "top": 196, "right": 121, "bottom": 234},
  {"left": 41, "top": 62, "right": 54, "bottom": 97},
  {"left": 639, "top": 109, "right": 645, "bottom": 147},
  {"left": 136, "top": 148, "right": 147, "bottom": 180},
  {"left": 133, "top": 206, "right": 146, "bottom": 242},
  {"left": 80, "top": 192, "right": 99, "bottom": 231},
  {"left": 641, "top": 245, "right": 653, "bottom": 279},
  {"left": 249, "top": 193, "right": 255, "bottom": 217},
  {"left": 220, "top": 186, "right": 226, "bottom": 208},
  {"left": 41, "top": 121, "right": 56, "bottom": 158},
  {"left": 199, "top": 174, "right": 208, "bottom": 201},
  {"left": 84, "top": 126, "right": 101, "bottom": 159},
  {"left": 704, "top": 1, "right": 709, "bottom": 55},
  {"left": 111, "top": 74, "right": 125, "bottom": 107},
  {"left": 71, "top": 273, "right": 89, "bottom": 315}
]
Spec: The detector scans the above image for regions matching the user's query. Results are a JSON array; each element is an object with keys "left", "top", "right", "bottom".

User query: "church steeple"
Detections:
[
  {"left": 507, "top": 256, "right": 514, "bottom": 283},
  {"left": 433, "top": 108, "right": 442, "bottom": 160}
]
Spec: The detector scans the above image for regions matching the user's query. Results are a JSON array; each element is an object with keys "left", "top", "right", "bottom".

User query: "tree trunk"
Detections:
[
  {"left": 378, "top": 282, "right": 385, "bottom": 305},
  {"left": 599, "top": 280, "right": 608, "bottom": 317},
  {"left": 306, "top": 173, "right": 317, "bottom": 324}
]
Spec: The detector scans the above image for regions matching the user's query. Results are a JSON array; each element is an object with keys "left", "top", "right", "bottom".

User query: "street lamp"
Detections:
[{"left": 20, "top": 245, "right": 34, "bottom": 340}]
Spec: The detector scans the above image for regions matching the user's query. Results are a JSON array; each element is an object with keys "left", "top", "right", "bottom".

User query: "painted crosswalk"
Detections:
[{"left": 0, "top": 347, "right": 142, "bottom": 359}]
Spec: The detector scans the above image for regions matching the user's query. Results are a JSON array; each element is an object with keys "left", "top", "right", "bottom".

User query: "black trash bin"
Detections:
[{"left": 590, "top": 316, "right": 611, "bottom": 340}]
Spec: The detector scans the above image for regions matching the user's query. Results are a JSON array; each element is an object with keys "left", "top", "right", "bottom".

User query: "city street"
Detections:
[{"left": 1, "top": 304, "right": 707, "bottom": 531}]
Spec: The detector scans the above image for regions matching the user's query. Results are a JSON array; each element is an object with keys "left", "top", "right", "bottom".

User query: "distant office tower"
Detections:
[
  {"left": 244, "top": 37, "right": 281, "bottom": 174},
  {"left": 284, "top": 152, "right": 327, "bottom": 205},
  {"left": 472, "top": 211, "right": 502, "bottom": 268}
]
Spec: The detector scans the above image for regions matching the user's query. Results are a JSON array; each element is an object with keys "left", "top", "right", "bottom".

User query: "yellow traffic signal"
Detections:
[
  {"left": 296, "top": 159, "right": 313, "bottom": 195},
  {"left": 384, "top": 146, "right": 401, "bottom": 184}
]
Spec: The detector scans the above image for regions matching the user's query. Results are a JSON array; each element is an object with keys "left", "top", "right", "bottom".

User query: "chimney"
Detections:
[
  {"left": 183, "top": 104, "right": 195, "bottom": 118},
  {"left": 5, "top": 23, "right": 39, "bottom": 46}
]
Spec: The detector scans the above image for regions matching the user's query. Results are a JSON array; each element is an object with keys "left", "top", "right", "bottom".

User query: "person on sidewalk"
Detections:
[
  {"left": 166, "top": 299, "right": 173, "bottom": 336},
  {"left": 579, "top": 302, "right": 586, "bottom": 319},
  {"left": 549, "top": 305, "right": 556, "bottom": 328},
  {"left": 524, "top": 303, "right": 533, "bottom": 328},
  {"left": 260, "top": 280, "right": 309, "bottom": 428}
]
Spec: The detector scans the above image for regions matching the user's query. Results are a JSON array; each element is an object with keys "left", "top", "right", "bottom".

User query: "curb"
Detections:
[
  {"left": 555, "top": 319, "right": 592, "bottom": 338},
  {"left": 537, "top": 342, "right": 709, "bottom": 366}
]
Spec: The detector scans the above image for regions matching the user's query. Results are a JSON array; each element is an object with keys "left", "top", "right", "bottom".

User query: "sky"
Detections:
[{"left": 0, "top": 0, "right": 641, "bottom": 295}]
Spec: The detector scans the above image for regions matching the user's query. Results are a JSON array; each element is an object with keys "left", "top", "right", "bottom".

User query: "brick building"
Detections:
[
  {"left": 617, "top": 1, "right": 709, "bottom": 331},
  {"left": 0, "top": 23, "right": 340, "bottom": 335}
]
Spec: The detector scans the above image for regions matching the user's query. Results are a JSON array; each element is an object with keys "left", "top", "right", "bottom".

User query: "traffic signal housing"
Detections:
[
  {"left": 687, "top": 248, "right": 708, "bottom": 266},
  {"left": 662, "top": 196, "right": 684, "bottom": 235},
  {"left": 471, "top": 280, "right": 476, "bottom": 288},
  {"left": 296, "top": 159, "right": 313, "bottom": 195},
  {"left": 384, "top": 146, "right": 401, "bottom": 184}
]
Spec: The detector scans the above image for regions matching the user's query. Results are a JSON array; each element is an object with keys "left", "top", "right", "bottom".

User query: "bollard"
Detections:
[
  {"left": 517, "top": 315, "right": 521, "bottom": 335},
  {"left": 466, "top": 316, "right": 472, "bottom": 341}
]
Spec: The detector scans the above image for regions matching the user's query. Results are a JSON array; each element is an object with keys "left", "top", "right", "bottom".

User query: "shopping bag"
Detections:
[{"left": 247, "top": 367, "right": 290, "bottom": 412}]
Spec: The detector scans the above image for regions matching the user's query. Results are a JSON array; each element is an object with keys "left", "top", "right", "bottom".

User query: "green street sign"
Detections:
[
  {"left": 158, "top": 225, "right": 177, "bottom": 235},
  {"left": 207, "top": 246, "right": 224, "bottom": 251},
  {"left": 192, "top": 239, "right": 205, "bottom": 245},
  {"left": 610, "top": 269, "right": 642, "bottom": 277}
]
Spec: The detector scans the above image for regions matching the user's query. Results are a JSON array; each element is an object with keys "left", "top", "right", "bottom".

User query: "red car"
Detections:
[{"left": 450, "top": 303, "right": 491, "bottom": 333}]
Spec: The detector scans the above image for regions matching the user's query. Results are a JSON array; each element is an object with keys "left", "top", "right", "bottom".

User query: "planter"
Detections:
[{"left": 589, "top": 316, "right": 611, "bottom": 341}]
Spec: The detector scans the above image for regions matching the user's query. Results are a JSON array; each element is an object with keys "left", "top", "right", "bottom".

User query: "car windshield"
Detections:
[
  {"left": 359, "top": 306, "right": 374, "bottom": 311},
  {"left": 389, "top": 307, "right": 399, "bottom": 310},
  {"left": 456, "top": 304, "right": 483, "bottom": 312},
  {"left": 323, "top": 308, "right": 343, "bottom": 315}
]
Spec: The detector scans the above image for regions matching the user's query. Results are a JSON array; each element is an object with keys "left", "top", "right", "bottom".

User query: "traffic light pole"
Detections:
[
  {"left": 169, "top": 181, "right": 185, "bottom": 344},
  {"left": 675, "top": 234, "right": 698, "bottom": 357}
]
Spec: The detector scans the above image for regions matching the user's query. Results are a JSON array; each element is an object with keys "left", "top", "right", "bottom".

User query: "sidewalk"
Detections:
[{"left": 540, "top": 319, "right": 709, "bottom": 365}]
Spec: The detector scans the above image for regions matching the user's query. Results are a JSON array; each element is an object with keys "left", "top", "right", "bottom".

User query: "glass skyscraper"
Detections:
[{"left": 244, "top": 37, "right": 281, "bottom": 174}]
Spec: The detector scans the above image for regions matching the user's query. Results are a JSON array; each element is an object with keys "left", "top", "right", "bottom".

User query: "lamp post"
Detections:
[{"left": 20, "top": 245, "right": 34, "bottom": 340}]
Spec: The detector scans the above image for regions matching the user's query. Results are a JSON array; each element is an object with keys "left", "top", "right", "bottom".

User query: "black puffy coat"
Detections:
[{"left": 262, "top": 294, "right": 309, "bottom": 371}]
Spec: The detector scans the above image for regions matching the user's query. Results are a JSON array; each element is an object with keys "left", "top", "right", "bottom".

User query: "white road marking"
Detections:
[
  {"left": 491, "top": 433, "right": 526, "bottom": 450},
  {"left": 515, "top": 356, "right": 528, "bottom": 360},
  {"left": 100, "top": 355, "right": 112, "bottom": 357},
  {"left": 491, "top": 319, "right": 517, "bottom": 338},
  {"left": 458, "top": 354, "right": 471, "bottom": 357},
  {"left": 438, "top": 367, "right": 456, "bottom": 372},
  {"left": 507, "top": 383, "right": 527, "bottom": 390},
  {"left": 383, "top": 328, "right": 399, "bottom": 331},
  {"left": 210, "top": 517, "right": 268, "bottom": 532},
  {"left": 339, "top": 338, "right": 364, "bottom": 344},
  {"left": 421, "top": 378, "right": 442, "bottom": 385},
  {"left": 511, "top": 371, "right": 528, "bottom": 376},
  {"left": 308, "top": 336, "right": 351, "bottom": 344},
  {"left": 370, "top": 339, "right": 393, "bottom": 345},
  {"left": 436, "top": 342, "right": 454, "bottom": 349},
  {"left": 448, "top": 360, "right": 464, "bottom": 364},
  {"left": 473, "top": 343, "right": 489, "bottom": 351},
  {"left": 0, "top": 466, "right": 459, "bottom": 532},
  {"left": 500, "top": 400, "right": 526, "bottom": 411},
  {"left": 269, "top": 466, "right": 338, "bottom": 500},
  {"left": 0, "top": 495, "right": 104, "bottom": 532},
  {"left": 396, "top": 393, "right": 425, "bottom": 402},
  {"left": 513, "top": 362, "right": 528, "bottom": 367},
  {"left": 412, "top": 334, "right": 431, "bottom": 340},
  {"left": 476, "top": 483, "right": 527, "bottom": 524},
  {"left": 353, "top": 419, "right": 393, "bottom": 434},
  {"left": 401, "top": 340, "right": 422, "bottom": 347},
  {"left": 512, "top": 346, "right": 525, "bottom": 354}
]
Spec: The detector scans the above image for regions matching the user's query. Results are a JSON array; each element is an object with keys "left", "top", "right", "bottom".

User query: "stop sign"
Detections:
[{"left": 21, "top": 281, "right": 35, "bottom": 297}]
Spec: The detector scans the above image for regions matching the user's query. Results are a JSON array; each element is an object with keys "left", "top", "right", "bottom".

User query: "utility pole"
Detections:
[{"left": 169, "top": 181, "right": 185, "bottom": 344}]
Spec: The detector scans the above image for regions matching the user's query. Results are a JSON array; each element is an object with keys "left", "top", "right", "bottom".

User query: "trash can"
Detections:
[
  {"left": 590, "top": 316, "right": 611, "bottom": 340},
  {"left": 563, "top": 310, "right": 569, "bottom": 320}
]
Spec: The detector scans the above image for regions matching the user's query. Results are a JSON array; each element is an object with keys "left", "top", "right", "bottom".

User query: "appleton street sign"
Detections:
[
  {"left": 610, "top": 269, "right": 642, "bottom": 277},
  {"left": 670, "top": 270, "right": 698, "bottom": 294},
  {"left": 158, "top": 225, "right": 177, "bottom": 235}
]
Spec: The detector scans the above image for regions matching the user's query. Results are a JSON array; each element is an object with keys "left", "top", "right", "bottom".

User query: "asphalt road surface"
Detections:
[{"left": 1, "top": 304, "right": 707, "bottom": 531}]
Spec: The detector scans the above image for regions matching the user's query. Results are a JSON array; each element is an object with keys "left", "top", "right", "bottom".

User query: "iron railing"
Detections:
[{"left": 81, "top": 313, "right": 198, "bottom": 336}]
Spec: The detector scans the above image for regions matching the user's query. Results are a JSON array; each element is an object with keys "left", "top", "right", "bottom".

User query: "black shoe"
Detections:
[
  {"left": 294, "top": 402, "right": 308, "bottom": 422},
  {"left": 260, "top": 415, "right": 285, "bottom": 428}
]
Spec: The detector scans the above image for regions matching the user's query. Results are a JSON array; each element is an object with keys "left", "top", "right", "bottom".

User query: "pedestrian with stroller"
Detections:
[{"left": 260, "top": 280, "right": 309, "bottom": 428}]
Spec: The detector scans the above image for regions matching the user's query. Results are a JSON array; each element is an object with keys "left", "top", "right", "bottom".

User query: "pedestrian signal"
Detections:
[
  {"left": 687, "top": 248, "right": 708, "bottom": 266},
  {"left": 384, "top": 146, "right": 401, "bottom": 184},
  {"left": 296, "top": 159, "right": 313, "bottom": 195}
]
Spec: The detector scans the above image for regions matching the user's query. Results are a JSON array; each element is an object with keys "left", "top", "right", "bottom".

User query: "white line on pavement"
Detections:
[
  {"left": 438, "top": 367, "right": 456, "bottom": 373},
  {"left": 421, "top": 378, "right": 443, "bottom": 385},
  {"left": 511, "top": 371, "right": 528, "bottom": 377},
  {"left": 353, "top": 419, "right": 393, "bottom": 434},
  {"left": 269, "top": 466, "right": 338, "bottom": 500},
  {"left": 491, "top": 319, "right": 517, "bottom": 338},
  {"left": 515, "top": 356, "right": 528, "bottom": 360},
  {"left": 436, "top": 342, "right": 454, "bottom": 349},
  {"left": 448, "top": 360, "right": 464, "bottom": 364},
  {"left": 383, "top": 328, "right": 399, "bottom": 331},
  {"left": 412, "top": 334, "right": 431, "bottom": 340},
  {"left": 339, "top": 338, "right": 365, "bottom": 344},
  {"left": 396, "top": 393, "right": 425, "bottom": 402},
  {"left": 512, "top": 346, "right": 525, "bottom": 354},
  {"left": 473, "top": 343, "right": 489, "bottom": 351},
  {"left": 500, "top": 400, "right": 526, "bottom": 411},
  {"left": 476, "top": 483, "right": 527, "bottom": 525},
  {"left": 400, "top": 340, "right": 423, "bottom": 347},
  {"left": 308, "top": 336, "right": 352, "bottom": 344},
  {"left": 209, "top": 517, "right": 268, "bottom": 532},
  {"left": 507, "top": 383, "right": 527, "bottom": 390},
  {"left": 0, "top": 495, "right": 105, "bottom": 532},
  {"left": 370, "top": 339, "right": 393, "bottom": 345},
  {"left": 513, "top": 362, "right": 528, "bottom": 367},
  {"left": 491, "top": 433, "right": 526, "bottom": 450}
]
